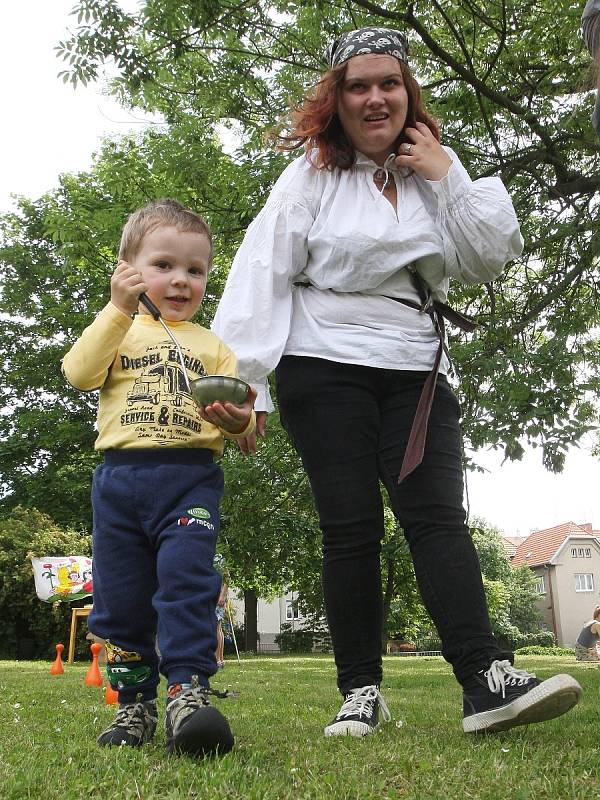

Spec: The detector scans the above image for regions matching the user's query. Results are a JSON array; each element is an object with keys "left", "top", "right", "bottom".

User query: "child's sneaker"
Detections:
[
  {"left": 324, "top": 685, "right": 391, "bottom": 737},
  {"left": 97, "top": 693, "right": 157, "bottom": 747},
  {"left": 462, "top": 659, "right": 582, "bottom": 733},
  {"left": 165, "top": 675, "right": 234, "bottom": 757}
]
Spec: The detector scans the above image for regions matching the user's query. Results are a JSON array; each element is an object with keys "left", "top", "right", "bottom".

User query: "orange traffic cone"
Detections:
[
  {"left": 84, "top": 642, "right": 104, "bottom": 687},
  {"left": 50, "top": 643, "right": 65, "bottom": 675},
  {"left": 104, "top": 682, "right": 118, "bottom": 705}
]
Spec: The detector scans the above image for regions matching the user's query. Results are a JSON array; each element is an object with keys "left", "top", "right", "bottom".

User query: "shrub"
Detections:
[
  {"left": 275, "top": 623, "right": 314, "bottom": 652},
  {"left": 514, "top": 645, "right": 575, "bottom": 656},
  {"left": 414, "top": 633, "right": 442, "bottom": 651},
  {"left": 0, "top": 506, "right": 91, "bottom": 659},
  {"left": 513, "top": 629, "right": 556, "bottom": 649}
]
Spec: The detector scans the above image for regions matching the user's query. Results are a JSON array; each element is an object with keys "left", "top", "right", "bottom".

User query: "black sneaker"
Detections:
[
  {"left": 462, "top": 659, "right": 582, "bottom": 733},
  {"left": 97, "top": 693, "right": 157, "bottom": 747},
  {"left": 324, "top": 685, "right": 391, "bottom": 737},
  {"left": 165, "top": 675, "right": 234, "bottom": 757}
]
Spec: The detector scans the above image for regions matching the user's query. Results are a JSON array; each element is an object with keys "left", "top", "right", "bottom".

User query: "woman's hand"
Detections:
[
  {"left": 198, "top": 387, "right": 260, "bottom": 449},
  {"left": 394, "top": 122, "right": 452, "bottom": 181},
  {"left": 110, "top": 260, "right": 147, "bottom": 317}
]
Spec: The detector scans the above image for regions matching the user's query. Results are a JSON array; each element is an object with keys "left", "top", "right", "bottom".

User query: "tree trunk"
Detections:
[
  {"left": 381, "top": 555, "right": 396, "bottom": 654},
  {"left": 244, "top": 588, "right": 258, "bottom": 653}
]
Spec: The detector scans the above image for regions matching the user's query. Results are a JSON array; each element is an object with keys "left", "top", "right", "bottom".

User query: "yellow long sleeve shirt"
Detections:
[{"left": 62, "top": 302, "right": 255, "bottom": 455}]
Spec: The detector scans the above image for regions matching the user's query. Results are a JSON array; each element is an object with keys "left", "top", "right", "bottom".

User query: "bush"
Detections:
[
  {"left": 0, "top": 506, "right": 91, "bottom": 659},
  {"left": 275, "top": 623, "right": 314, "bottom": 652},
  {"left": 414, "top": 633, "right": 442, "bottom": 651},
  {"left": 513, "top": 629, "right": 556, "bottom": 649},
  {"left": 514, "top": 645, "right": 575, "bottom": 656}
]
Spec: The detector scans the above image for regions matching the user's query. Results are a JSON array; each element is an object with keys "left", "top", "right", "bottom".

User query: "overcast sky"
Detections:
[{"left": 2, "top": 1, "right": 600, "bottom": 536}]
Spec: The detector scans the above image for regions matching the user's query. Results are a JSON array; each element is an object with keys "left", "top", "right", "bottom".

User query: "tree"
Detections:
[
  {"left": 380, "top": 508, "right": 430, "bottom": 649},
  {"left": 0, "top": 127, "right": 267, "bottom": 529},
  {"left": 0, "top": 506, "right": 91, "bottom": 658},
  {"left": 471, "top": 517, "right": 544, "bottom": 648},
  {"left": 218, "top": 411, "right": 322, "bottom": 650},
  {"left": 2, "top": 0, "right": 598, "bottom": 653},
  {"left": 56, "top": 0, "right": 600, "bottom": 468}
]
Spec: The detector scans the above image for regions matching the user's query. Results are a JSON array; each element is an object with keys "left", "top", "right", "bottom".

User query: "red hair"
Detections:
[{"left": 278, "top": 60, "right": 440, "bottom": 170}]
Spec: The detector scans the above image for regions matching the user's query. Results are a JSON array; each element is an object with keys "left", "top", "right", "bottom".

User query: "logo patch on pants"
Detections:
[
  {"left": 177, "top": 515, "right": 215, "bottom": 531},
  {"left": 187, "top": 507, "right": 211, "bottom": 520}
]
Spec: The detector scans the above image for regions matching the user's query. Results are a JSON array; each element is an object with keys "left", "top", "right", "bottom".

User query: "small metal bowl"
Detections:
[{"left": 190, "top": 375, "right": 250, "bottom": 407}]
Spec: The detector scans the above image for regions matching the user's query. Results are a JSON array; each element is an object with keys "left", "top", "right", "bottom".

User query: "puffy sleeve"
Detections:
[
  {"left": 417, "top": 147, "right": 524, "bottom": 287},
  {"left": 212, "top": 183, "right": 314, "bottom": 412}
]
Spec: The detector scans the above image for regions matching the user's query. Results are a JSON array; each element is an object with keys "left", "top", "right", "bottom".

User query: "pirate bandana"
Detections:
[{"left": 326, "top": 27, "right": 409, "bottom": 69}]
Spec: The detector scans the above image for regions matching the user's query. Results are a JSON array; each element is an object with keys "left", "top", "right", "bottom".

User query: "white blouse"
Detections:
[{"left": 212, "top": 148, "right": 523, "bottom": 411}]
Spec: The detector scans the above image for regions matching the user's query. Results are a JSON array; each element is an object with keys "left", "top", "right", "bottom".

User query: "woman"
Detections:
[
  {"left": 575, "top": 606, "right": 600, "bottom": 661},
  {"left": 210, "top": 27, "right": 582, "bottom": 735}
]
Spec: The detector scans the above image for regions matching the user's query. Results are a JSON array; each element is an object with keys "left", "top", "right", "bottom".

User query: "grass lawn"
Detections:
[{"left": 0, "top": 654, "right": 598, "bottom": 800}]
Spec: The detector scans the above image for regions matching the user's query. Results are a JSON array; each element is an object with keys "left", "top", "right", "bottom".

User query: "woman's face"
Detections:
[{"left": 337, "top": 53, "right": 409, "bottom": 166}]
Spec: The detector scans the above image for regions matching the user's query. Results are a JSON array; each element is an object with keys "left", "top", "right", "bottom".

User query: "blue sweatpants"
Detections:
[{"left": 89, "top": 449, "right": 223, "bottom": 702}]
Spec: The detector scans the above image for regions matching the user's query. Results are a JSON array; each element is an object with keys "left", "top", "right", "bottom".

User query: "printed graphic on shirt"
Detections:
[{"left": 119, "top": 340, "right": 207, "bottom": 445}]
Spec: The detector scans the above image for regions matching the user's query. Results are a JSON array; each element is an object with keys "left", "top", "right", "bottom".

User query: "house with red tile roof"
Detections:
[
  {"left": 501, "top": 535, "right": 527, "bottom": 559},
  {"left": 511, "top": 522, "right": 600, "bottom": 646}
]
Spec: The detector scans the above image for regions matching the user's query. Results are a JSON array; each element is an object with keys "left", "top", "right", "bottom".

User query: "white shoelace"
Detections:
[
  {"left": 484, "top": 660, "right": 536, "bottom": 699},
  {"left": 337, "top": 685, "right": 391, "bottom": 722}
]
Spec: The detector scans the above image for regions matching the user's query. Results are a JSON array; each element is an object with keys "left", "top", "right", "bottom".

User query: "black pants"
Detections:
[{"left": 275, "top": 356, "right": 509, "bottom": 694}]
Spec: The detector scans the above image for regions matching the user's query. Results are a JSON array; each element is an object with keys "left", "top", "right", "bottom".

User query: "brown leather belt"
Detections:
[{"left": 386, "top": 267, "right": 477, "bottom": 483}]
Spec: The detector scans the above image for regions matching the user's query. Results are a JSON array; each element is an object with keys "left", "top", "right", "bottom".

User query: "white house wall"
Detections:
[{"left": 551, "top": 537, "right": 600, "bottom": 647}]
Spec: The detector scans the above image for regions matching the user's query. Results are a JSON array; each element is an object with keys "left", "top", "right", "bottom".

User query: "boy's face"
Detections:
[{"left": 132, "top": 225, "right": 211, "bottom": 322}]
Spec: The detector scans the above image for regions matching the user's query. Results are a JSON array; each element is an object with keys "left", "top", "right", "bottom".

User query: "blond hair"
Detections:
[
  {"left": 118, "top": 198, "right": 213, "bottom": 264},
  {"left": 593, "top": 606, "right": 600, "bottom": 620}
]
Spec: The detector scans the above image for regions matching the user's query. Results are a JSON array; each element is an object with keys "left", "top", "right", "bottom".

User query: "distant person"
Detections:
[
  {"left": 582, "top": 0, "right": 600, "bottom": 137},
  {"left": 575, "top": 606, "right": 600, "bottom": 661},
  {"left": 215, "top": 581, "right": 228, "bottom": 668},
  {"left": 62, "top": 198, "right": 256, "bottom": 757}
]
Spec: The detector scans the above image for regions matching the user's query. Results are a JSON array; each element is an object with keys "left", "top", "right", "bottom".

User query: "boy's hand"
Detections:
[
  {"left": 235, "top": 410, "right": 268, "bottom": 456},
  {"left": 198, "top": 386, "right": 258, "bottom": 447},
  {"left": 111, "top": 260, "right": 147, "bottom": 317}
]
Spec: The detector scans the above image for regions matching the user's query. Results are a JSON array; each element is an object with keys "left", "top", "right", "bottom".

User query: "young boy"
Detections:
[{"left": 62, "top": 199, "right": 256, "bottom": 757}]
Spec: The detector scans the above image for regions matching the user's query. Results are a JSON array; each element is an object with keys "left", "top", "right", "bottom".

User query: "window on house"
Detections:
[
  {"left": 534, "top": 575, "right": 546, "bottom": 594},
  {"left": 571, "top": 548, "right": 578, "bottom": 557},
  {"left": 285, "top": 601, "right": 300, "bottom": 620},
  {"left": 575, "top": 573, "right": 594, "bottom": 592},
  {"left": 585, "top": 548, "right": 592, "bottom": 558},
  {"left": 578, "top": 547, "right": 585, "bottom": 558}
]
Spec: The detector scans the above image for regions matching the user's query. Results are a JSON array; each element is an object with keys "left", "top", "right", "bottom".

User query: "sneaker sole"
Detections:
[
  {"left": 324, "top": 720, "right": 379, "bottom": 737},
  {"left": 167, "top": 707, "right": 234, "bottom": 757},
  {"left": 463, "top": 674, "right": 582, "bottom": 734}
]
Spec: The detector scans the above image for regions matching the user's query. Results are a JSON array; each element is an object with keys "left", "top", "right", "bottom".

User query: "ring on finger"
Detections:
[{"left": 404, "top": 143, "right": 413, "bottom": 154}]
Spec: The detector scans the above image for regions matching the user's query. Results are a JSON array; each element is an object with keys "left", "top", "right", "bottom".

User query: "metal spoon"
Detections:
[
  {"left": 138, "top": 293, "right": 250, "bottom": 407},
  {"left": 139, "top": 293, "right": 192, "bottom": 393}
]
